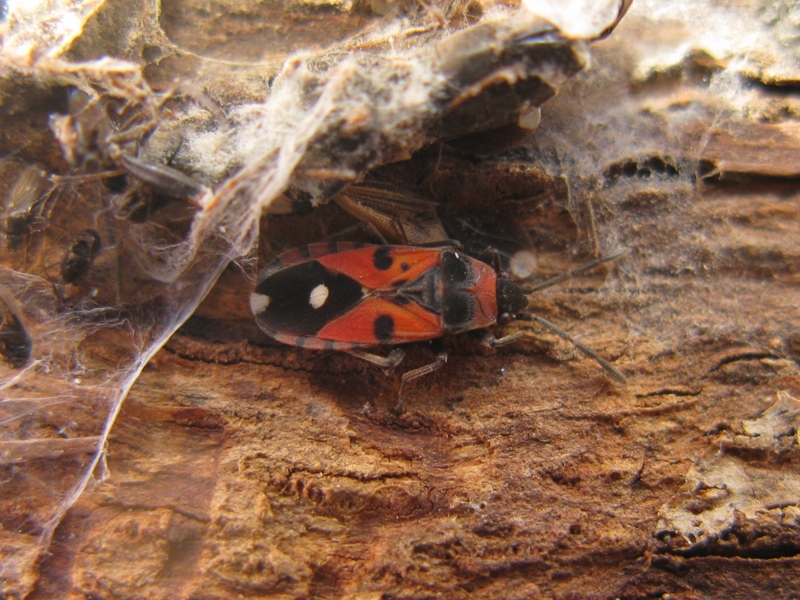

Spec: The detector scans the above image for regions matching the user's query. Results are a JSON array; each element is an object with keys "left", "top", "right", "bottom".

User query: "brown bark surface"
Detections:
[
  {"left": 33, "top": 166, "right": 800, "bottom": 598},
  {"left": 2, "top": 1, "right": 799, "bottom": 598}
]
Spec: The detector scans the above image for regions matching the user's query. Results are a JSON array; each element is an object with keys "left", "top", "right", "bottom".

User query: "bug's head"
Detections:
[{"left": 496, "top": 277, "right": 528, "bottom": 324}]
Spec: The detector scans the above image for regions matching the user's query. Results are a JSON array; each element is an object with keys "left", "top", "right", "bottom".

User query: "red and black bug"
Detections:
[{"left": 251, "top": 241, "right": 626, "bottom": 408}]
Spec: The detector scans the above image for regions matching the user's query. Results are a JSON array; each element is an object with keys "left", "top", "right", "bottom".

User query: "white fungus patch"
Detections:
[
  {"left": 309, "top": 284, "right": 329, "bottom": 309},
  {"left": 509, "top": 250, "right": 537, "bottom": 279},
  {"left": 250, "top": 293, "right": 271, "bottom": 315}
]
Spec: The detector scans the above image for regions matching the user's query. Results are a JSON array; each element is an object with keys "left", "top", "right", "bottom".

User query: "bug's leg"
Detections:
[
  {"left": 415, "top": 238, "right": 462, "bottom": 249},
  {"left": 478, "top": 246, "right": 504, "bottom": 273},
  {"left": 321, "top": 222, "right": 390, "bottom": 245},
  {"left": 479, "top": 330, "right": 525, "bottom": 347},
  {"left": 346, "top": 347, "right": 405, "bottom": 369},
  {"left": 485, "top": 315, "right": 626, "bottom": 383},
  {"left": 393, "top": 350, "right": 448, "bottom": 414}
]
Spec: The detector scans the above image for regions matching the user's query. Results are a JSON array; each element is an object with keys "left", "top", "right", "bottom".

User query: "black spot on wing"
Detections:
[
  {"left": 374, "top": 314, "right": 395, "bottom": 341},
  {"left": 253, "top": 260, "right": 363, "bottom": 336},
  {"left": 373, "top": 246, "right": 393, "bottom": 270}
]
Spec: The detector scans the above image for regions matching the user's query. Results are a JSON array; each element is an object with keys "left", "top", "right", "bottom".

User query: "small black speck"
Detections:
[
  {"left": 103, "top": 173, "right": 128, "bottom": 193},
  {"left": 401, "top": 262, "right": 409, "bottom": 272}
]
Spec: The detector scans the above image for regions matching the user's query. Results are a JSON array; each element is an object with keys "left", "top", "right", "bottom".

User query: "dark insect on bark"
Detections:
[
  {"left": 0, "top": 285, "right": 32, "bottom": 368},
  {"left": 3, "top": 165, "right": 57, "bottom": 250},
  {"left": 61, "top": 229, "right": 102, "bottom": 284}
]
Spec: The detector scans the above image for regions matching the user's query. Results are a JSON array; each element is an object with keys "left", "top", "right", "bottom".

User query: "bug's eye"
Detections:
[{"left": 497, "top": 313, "right": 514, "bottom": 325}]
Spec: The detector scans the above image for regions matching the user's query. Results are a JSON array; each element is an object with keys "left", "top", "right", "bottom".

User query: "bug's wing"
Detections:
[
  {"left": 317, "top": 297, "right": 442, "bottom": 345},
  {"left": 318, "top": 246, "right": 442, "bottom": 290},
  {"left": 334, "top": 182, "right": 449, "bottom": 245}
]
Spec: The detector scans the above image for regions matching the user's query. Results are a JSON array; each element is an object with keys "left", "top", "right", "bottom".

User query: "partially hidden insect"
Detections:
[
  {"left": 61, "top": 229, "right": 102, "bottom": 284},
  {"left": 112, "top": 154, "right": 206, "bottom": 222},
  {"left": 250, "top": 242, "right": 626, "bottom": 409},
  {"left": 3, "top": 164, "right": 57, "bottom": 250},
  {"left": 0, "top": 285, "right": 32, "bottom": 368},
  {"left": 333, "top": 181, "right": 449, "bottom": 245},
  {"left": 118, "top": 154, "right": 206, "bottom": 201},
  {"left": 308, "top": 181, "right": 537, "bottom": 278}
]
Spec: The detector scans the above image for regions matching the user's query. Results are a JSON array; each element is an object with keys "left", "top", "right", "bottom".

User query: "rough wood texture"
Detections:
[
  {"left": 32, "top": 163, "right": 800, "bottom": 598},
  {"left": 2, "top": 0, "right": 800, "bottom": 598}
]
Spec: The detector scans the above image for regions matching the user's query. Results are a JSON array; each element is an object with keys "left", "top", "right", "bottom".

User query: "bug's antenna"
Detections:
[
  {"left": 515, "top": 313, "right": 626, "bottom": 383},
  {"left": 522, "top": 248, "right": 629, "bottom": 293}
]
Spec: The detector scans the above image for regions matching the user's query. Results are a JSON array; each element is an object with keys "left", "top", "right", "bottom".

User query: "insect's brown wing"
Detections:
[{"left": 334, "top": 182, "right": 449, "bottom": 245}]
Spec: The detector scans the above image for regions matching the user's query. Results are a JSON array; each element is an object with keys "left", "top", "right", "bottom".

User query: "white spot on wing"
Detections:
[
  {"left": 250, "top": 292, "right": 271, "bottom": 315},
  {"left": 309, "top": 284, "right": 329, "bottom": 309}
]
